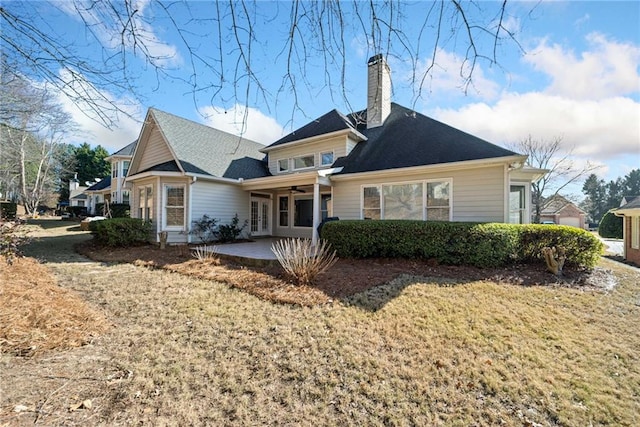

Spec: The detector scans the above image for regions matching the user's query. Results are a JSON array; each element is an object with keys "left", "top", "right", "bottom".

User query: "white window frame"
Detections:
[
  {"left": 360, "top": 179, "right": 453, "bottom": 221},
  {"left": 277, "top": 195, "right": 289, "bottom": 228},
  {"left": 632, "top": 216, "right": 640, "bottom": 250},
  {"left": 163, "top": 184, "right": 186, "bottom": 230},
  {"left": 292, "top": 154, "right": 315, "bottom": 171},
  {"left": 278, "top": 159, "right": 289, "bottom": 173},
  {"left": 112, "top": 161, "right": 118, "bottom": 178},
  {"left": 122, "top": 160, "right": 130, "bottom": 177},
  {"left": 293, "top": 194, "right": 314, "bottom": 228},
  {"left": 320, "top": 151, "right": 334, "bottom": 166}
]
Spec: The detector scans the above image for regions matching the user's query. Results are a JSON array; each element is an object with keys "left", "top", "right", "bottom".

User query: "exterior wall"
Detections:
[
  {"left": 138, "top": 128, "right": 174, "bottom": 172},
  {"left": 267, "top": 136, "right": 349, "bottom": 175},
  {"left": 624, "top": 216, "right": 640, "bottom": 264},
  {"left": 540, "top": 204, "right": 586, "bottom": 228},
  {"left": 331, "top": 165, "right": 505, "bottom": 222},
  {"left": 271, "top": 191, "right": 319, "bottom": 239},
  {"left": 190, "top": 180, "right": 251, "bottom": 241}
]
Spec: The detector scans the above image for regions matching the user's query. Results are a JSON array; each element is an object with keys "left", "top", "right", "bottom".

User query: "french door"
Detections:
[{"left": 250, "top": 198, "right": 271, "bottom": 236}]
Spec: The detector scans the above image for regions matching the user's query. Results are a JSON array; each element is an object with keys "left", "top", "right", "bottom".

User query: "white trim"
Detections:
[
  {"left": 292, "top": 153, "right": 316, "bottom": 171},
  {"left": 259, "top": 128, "right": 367, "bottom": 153},
  {"left": 320, "top": 151, "right": 334, "bottom": 166},
  {"left": 277, "top": 158, "right": 290, "bottom": 173},
  {"left": 331, "top": 155, "right": 528, "bottom": 182},
  {"left": 162, "top": 183, "right": 187, "bottom": 231},
  {"left": 277, "top": 194, "right": 290, "bottom": 229},
  {"left": 632, "top": 216, "right": 639, "bottom": 250}
]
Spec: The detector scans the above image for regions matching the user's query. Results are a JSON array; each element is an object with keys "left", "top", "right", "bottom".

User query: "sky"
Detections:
[{"left": 11, "top": 0, "right": 640, "bottom": 198}]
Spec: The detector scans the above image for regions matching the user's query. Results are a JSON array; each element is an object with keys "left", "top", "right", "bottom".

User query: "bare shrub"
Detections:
[
  {"left": 192, "top": 245, "right": 219, "bottom": 262},
  {"left": 271, "top": 238, "right": 338, "bottom": 286}
]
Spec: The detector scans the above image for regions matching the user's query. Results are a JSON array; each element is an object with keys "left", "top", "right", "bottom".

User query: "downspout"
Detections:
[
  {"left": 504, "top": 164, "right": 510, "bottom": 223},
  {"left": 188, "top": 176, "right": 196, "bottom": 244}
]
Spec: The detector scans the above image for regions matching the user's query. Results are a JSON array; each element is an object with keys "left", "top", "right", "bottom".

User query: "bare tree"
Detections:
[
  {"left": 0, "top": 65, "right": 73, "bottom": 214},
  {"left": 1, "top": 1, "right": 527, "bottom": 128},
  {"left": 509, "top": 136, "right": 600, "bottom": 223}
]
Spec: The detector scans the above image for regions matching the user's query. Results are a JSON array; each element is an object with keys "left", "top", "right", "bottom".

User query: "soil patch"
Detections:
[{"left": 77, "top": 240, "right": 612, "bottom": 306}]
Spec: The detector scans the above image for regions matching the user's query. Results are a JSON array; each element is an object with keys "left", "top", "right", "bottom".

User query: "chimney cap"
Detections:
[{"left": 367, "top": 53, "right": 384, "bottom": 65}]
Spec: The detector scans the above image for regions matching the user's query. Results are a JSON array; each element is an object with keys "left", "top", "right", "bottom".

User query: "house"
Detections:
[
  {"left": 539, "top": 194, "right": 587, "bottom": 228},
  {"left": 126, "top": 54, "right": 546, "bottom": 245},
  {"left": 68, "top": 174, "right": 88, "bottom": 208},
  {"left": 614, "top": 196, "right": 640, "bottom": 264},
  {"left": 84, "top": 141, "right": 137, "bottom": 215}
]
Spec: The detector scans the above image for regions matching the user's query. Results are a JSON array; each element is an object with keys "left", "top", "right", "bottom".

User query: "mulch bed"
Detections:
[{"left": 77, "top": 240, "right": 608, "bottom": 306}]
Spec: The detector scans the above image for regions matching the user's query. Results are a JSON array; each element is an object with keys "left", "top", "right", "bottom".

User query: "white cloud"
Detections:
[
  {"left": 58, "top": 0, "right": 180, "bottom": 67},
  {"left": 411, "top": 49, "right": 501, "bottom": 101},
  {"left": 525, "top": 32, "right": 640, "bottom": 100},
  {"left": 199, "top": 104, "right": 285, "bottom": 144},
  {"left": 56, "top": 69, "right": 143, "bottom": 153},
  {"left": 432, "top": 92, "right": 640, "bottom": 161}
]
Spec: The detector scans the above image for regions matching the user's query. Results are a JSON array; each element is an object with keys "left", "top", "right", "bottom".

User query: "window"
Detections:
[
  {"left": 123, "top": 161, "right": 130, "bottom": 177},
  {"left": 279, "top": 196, "right": 289, "bottom": 227},
  {"left": 294, "top": 197, "right": 313, "bottom": 227},
  {"left": 362, "top": 186, "right": 381, "bottom": 219},
  {"left": 632, "top": 216, "right": 640, "bottom": 249},
  {"left": 321, "top": 151, "right": 334, "bottom": 166},
  {"left": 293, "top": 154, "right": 315, "bottom": 170},
  {"left": 112, "top": 162, "right": 118, "bottom": 178},
  {"left": 278, "top": 159, "right": 289, "bottom": 173},
  {"left": 362, "top": 180, "right": 451, "bottom": 221},
  {"left": 321, "top": 195, "right": 332, "bottom": 220},
  {"left": 426, "top": 181, "right": 450, "bottom": 221},
  {"left": 122, "top": 191, "right": 130, "bottom": 204},
  {"left": 383, "top": 183, "right": 423, "bottom": 220},
  {"left": 509, "top": 185, "right": 526, "bottom": 224},
  {"left": 164, "top": 185, "right": 185, "bottom": 228},
  {"left": 138, "top": 186, "right": 153, "bottom": 221}
]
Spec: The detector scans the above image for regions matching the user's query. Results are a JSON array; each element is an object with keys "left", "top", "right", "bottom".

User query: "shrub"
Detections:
[
  {"left": 218, "top": 214, "right": 248, "bottom": 243},
  {"left": 517, "top": 224, "right": 603, "bottom": 268},
  {"left": 66, "top": 206, "right": 88, "bottom": 217},
  {"left": 109, "top": 203, "right": 130, "bottom": 218},
  {"left": 190, "top": 215, "right": 219, "bottom": 243},
  {"left": 271, "top": 238, "right": 338, "bottom": 285},
  {"left": 598, "top": 210, "right": 623, "bottom": 239},
  {"left": 0, "top": 202, "right": 17, "bottom": 220},
  {"left": 90, "top": 218, "right": 152, "bottom": 247},
  {"left": 321, "top": 220, "right": 602, "bottom": 269},
  {"left": 1, "top": 220, "right": 30, "bottom": 263}
]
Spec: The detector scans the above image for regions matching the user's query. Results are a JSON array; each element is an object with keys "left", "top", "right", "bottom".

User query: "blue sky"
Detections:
[{"left": 25, "top": 0, "right": 640, "bottom": 198}]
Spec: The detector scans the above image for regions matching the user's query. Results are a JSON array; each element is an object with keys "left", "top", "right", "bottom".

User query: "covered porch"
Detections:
[{"left": 242, "top": 170, "right": 335, "bottom": 245}]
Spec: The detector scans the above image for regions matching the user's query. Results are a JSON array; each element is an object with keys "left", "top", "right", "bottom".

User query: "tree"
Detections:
[
  {"left": 1, "top": 1, "right": 527, "bottom": 127},
  {"left": 57, "top": 143, "right": 111, "bottom": 203},
  {"left": 508, "top": 135, "right": 600, "bottom": 223},
  {"left": 581, "top": 168, "right": 640, "bottom": 223},
  {"left": 0, "top": 65, "right": 73, "bottom": 214}
]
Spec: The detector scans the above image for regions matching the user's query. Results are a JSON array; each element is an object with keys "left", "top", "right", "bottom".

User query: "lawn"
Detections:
[{"left": 1, "top": 219, "right": 639, "bottom": 426}]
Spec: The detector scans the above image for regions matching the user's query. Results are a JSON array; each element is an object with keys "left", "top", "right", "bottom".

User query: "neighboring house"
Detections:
[
  {"left": 539, "top": 194, "right": 587, "bottom": 228},
  {"left": 126, "top": 54, "right": 546, "bottom": 245},
  {"left": 614, "top": 196, "right": 640, "bottom": 264},
  {"left": 68, "top": 174, "right": 88, "bottom": 208},
  {"left": 84, "top": 140, "right": 137, "bottom": 215}
]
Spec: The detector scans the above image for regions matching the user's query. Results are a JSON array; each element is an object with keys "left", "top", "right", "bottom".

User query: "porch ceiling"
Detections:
[{"left": 241, "top": 172, "right": 324, "bottom": 191}]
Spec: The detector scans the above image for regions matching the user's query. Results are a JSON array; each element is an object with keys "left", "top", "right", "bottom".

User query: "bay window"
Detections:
[{"left": 362, "top": 180, "right": 451, "bottom": 221}]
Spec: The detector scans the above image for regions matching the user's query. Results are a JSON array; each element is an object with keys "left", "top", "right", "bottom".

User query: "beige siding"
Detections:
[
  {"left": 332, "top": 165, "right": 506, "bottom": 222},
  {"left": 138, "top": 128, "right": 174, "bottom": 172},
  {"left": 268, "top": 136, "right": 348, "bottom": 175},
  {"left": 190, "top": 180, "right": 251, "bottom": 239},
  {"left": 271, "top": 192, "right": 315, "bottom": 239}
]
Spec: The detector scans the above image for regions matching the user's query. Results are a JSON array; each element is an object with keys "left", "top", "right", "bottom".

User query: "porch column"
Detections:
[{"left": 312, "top": 181, "right": 320, "bottom": 245}]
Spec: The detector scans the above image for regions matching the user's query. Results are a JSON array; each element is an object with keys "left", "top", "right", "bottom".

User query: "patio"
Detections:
[{"left": 200, "top": 238, "right": 283, "bottom": 266}]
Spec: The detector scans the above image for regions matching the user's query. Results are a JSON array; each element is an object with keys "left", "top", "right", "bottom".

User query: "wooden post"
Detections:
[{"left": 159, "top": 231, "right": 168, "bottom": 250}]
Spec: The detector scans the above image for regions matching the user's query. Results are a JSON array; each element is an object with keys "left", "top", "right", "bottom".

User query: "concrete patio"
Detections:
[{"left": 198, "top": 238, "right": 284, "bottom": 266}]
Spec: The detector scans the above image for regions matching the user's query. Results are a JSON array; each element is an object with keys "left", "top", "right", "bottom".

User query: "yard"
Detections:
[{"left": 1, "top": 219, "right": 639, "bottom": 426}]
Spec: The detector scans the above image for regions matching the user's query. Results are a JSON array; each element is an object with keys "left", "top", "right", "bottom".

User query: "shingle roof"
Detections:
[
  {"left": 619, "top": 196, "right": 640, "bottom": 210},
  {"left": 86, "top": 176, "right": 111, "bottom": 192},
  {"left": 149, "top": 108, "right": 268, "bottom": 178},
  {"left": 335, "top": 103, "right": 518, "bottom": 174},
  {"left": 264, "top": 103, "right": 518, "bottom": 175},
  {"left": 541, "top": 194, "right": 585, "bottom": 215},
  {"left": 111, "top": 140, "right": 137, "bottom": 157},
  {"left": 267, "top": 109, "right": 361, "bottom": 148}
]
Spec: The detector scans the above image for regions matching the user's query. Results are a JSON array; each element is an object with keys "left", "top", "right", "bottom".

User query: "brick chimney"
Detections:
[{"left": 367, "top": 54, "right": 391, "bottom": 129}]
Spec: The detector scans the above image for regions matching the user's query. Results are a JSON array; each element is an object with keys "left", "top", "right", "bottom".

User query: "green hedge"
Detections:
[
  {"left": 321, "top": 220, "right": 603, "bottom": 268},
  {"left": 598, "top": 210, "right": 623, "bottom": 239},
  {"left": 0, "top": 202, "right": 17, "bottom": 219},
  {"left": 109, "top": 203, "right": 130, "bottom": 218},
  {"left": 89, "top": 218, "right": 152, "bottom": 247}
]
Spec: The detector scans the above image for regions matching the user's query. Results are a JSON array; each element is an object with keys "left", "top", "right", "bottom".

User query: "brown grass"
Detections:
[
  {"left": 0, "top": 256, "right": 109, "bottom": 357},
  {"left": 2, "top": 219, "right": 639, "bottom": 425}
]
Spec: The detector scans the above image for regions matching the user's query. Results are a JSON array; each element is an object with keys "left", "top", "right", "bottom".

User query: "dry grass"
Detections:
[
  {"left": 1, "top": 218, "right": 639, "bottom": 425},
  {"left": 0, "top": 256, "right": 109, "bottom": 357}
]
